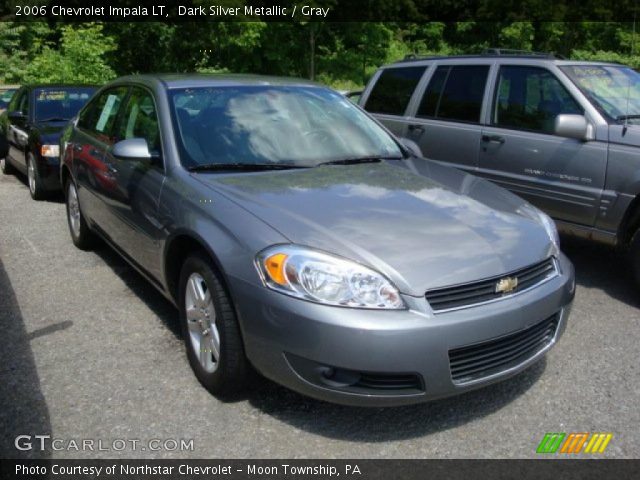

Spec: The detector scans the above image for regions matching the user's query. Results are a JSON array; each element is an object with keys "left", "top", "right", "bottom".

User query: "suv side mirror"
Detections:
[
  {"left": 112, "top": 138, "right": 154, "bottom": 161},
  {"left": 554, "top": 114, "right": 594, "bottom": 141}
]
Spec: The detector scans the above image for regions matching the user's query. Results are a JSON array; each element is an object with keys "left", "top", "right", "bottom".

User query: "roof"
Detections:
[{"left": 112, "top": 73, "right": 323, "bottom": 90}]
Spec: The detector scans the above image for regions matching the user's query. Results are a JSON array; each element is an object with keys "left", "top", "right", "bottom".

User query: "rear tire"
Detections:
[
  {"left": 178, "top": 253, "right": 249, "bottom": 397},
  {"left": 65, "top": 179, "right": 95, "bottom": 250},
  {"left": 1, "top": 156, "right": 15, "bottom": 175},
  {"left": 631, "top": 229, "right": 640, "bottom": 289}
]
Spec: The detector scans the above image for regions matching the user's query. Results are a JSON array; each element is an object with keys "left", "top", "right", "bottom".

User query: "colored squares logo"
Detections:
[{"left": 537, "top": 433, "right": 612, "bottom": 454}]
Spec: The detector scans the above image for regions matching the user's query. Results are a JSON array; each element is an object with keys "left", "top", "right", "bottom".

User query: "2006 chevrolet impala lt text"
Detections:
[{"left": 59, "top": 74, "right": 575, "bottom": 406}]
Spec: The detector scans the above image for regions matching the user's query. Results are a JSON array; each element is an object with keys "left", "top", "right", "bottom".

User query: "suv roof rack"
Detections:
[
  {"left": 398, "top": 49, "right": 564, "bottom": 63},
  {"left": 482, "top": 48, "right": 561, "bottom": 58}
]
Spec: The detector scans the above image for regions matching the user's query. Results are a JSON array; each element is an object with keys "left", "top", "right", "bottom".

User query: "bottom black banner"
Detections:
[{"left": 1, "top": 459, "right": 639, "bottom": 480}]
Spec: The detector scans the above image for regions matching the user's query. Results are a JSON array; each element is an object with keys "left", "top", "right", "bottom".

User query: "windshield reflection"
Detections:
[
  {"left": 170, "top": 85, "right": 402, "bottom": 168},
  {"left": 562, "top": 65, "right": 640, "bottom": 122}
]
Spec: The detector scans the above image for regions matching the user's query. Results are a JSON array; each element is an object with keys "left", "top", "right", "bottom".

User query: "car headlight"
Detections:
[
  {"left": 519, "top": 204, "right": 560, "bottom": 255},
  {"left": 256, "top": 245, "right": 405, "bottom": 309},
  {"left": 40, "top": 144, "right": 59, "bottom": 157}
]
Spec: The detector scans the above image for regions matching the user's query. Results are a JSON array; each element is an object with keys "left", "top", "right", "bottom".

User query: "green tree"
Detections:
[{"left": 24, "top": 23, "right": 116, "bottom": 84}]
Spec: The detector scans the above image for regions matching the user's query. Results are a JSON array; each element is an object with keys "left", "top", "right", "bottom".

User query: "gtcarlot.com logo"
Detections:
[
  {"left": 536, "top": 432, "right": 613, "bottom": 454},
  {"left": 15, "top": 435, "right": 194, "bottom": 452}
]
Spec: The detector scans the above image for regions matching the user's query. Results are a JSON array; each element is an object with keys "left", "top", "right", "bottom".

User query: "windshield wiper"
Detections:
[
  {"left": 187, "top": 163, "right": 309, "bottom": 172},
  {"left": 37, "top": 116, "right": 69, "bottom": 122},
  {"left": 315, "top": 156, "right": 403, "bottom": 167}
]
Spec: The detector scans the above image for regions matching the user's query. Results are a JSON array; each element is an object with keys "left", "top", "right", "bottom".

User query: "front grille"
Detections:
[
  {"left": 426, "top": 257, "right": 557, "bottom": 312},
  {"left": 448, "top": 313, "right": 559, "bottom": 384}
]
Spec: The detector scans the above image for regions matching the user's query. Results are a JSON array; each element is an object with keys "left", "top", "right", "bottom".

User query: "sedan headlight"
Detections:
[
  {"left": 256, "top": 245, "right": 405, "bottom": 309},
  {"left": 40, "top": 144, "right": 60, "bottom": 157}
]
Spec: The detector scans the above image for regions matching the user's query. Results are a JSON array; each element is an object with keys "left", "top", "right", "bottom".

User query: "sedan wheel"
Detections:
[
  {"left": 27, "top": 155, "right": 45, "bottom": 200},
  {"left": 185, "top": 273, "right": 221, "bottom": 373},
  {"left": 179, "top": 253, "right": 249, "bottom": 395},
  {"left": 65, "top": 180, "right": 95, "bottom": 250}
]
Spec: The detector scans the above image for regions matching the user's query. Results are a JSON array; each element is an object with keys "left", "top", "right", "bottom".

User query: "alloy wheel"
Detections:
[
  {"left": 67, "top": 182, "right": 81, "bottom": 238},
  {"left": 185, "top": 273, "right": 220, "bottom": 373}
]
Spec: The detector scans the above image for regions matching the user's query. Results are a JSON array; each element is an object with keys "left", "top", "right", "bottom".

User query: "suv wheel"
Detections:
[
  {"left": 1, "top": 157, "right": 15, "bottom": 175},
  {"left": 631, "top": 230, "right": 640, "bottom": 288},
  {"left": 27, "top": 154, "right": 46, "bottom": 200},
  {"left": 65, "top": 179, "right": 94, "bottom": 250},
  {"left": 179, "top": 253, "right": 249, "bottom": 396}
]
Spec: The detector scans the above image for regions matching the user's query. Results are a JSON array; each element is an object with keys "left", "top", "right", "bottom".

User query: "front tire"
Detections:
[
  {"left": 27, "top": 154, "right": 46, "bottom": 200},
  {"left": 65, "top": 179, "right": 95, "bottom": 250},
  {"left": 179, "top": 253, "right": 249, "bottom": 396}
]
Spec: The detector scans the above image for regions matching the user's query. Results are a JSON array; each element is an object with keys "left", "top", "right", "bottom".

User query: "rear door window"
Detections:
[
  {"left": 417, "top": 65, "right": 490, "bottom": 123},
  {"left": 364, "top": 66, "right": 426, "bottom": 116}
]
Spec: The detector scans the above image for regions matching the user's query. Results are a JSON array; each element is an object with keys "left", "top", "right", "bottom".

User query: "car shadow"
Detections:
[
  {"left": 0, "top": 258, "right": 52, "bottom": 459},
  {"left": 91, "top": 243, "right": 182, "bottom": 339},
  {"left": 11, "top": 170, "right": 65, "bottom": 203},
  {"left": 560, "top": 236, "right": 639, "bottom": 309},
  {"left": 241, "top": 359, "right": 546, "bottom": 442}
]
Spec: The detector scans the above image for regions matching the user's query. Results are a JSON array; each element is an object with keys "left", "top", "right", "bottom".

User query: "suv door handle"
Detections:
[
  {"left": 408, "top": 124, "right": 425, "bottom": 134},
  {"left": 482, "top": 134, "right": 505, "bottom": 144}
]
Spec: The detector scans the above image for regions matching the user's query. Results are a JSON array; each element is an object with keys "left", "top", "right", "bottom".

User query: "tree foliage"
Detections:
[{"left": 1, "top": 20, "right": 640, "bottom": 88}]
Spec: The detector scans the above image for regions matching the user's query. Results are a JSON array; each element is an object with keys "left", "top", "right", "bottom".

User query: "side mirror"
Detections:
[
  {"left": 554, "top": 114, "right": 594, "bottom": 141},
  {"left": 398, "top": 137, "right": 423, "bottom": 157},
  {"left": 111, "top": 138, "right": 154, "bottom": 161},
  {"left": 8, "top": 111, "right": 26, "bottom": 122}
]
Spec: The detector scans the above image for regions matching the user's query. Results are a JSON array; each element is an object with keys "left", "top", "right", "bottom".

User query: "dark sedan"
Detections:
[
  {"left": 0, "top": 85, "right": 97, "bottom": 199},
  {"left": 60, "top": 74, "right": 574, "bottom": 406}
]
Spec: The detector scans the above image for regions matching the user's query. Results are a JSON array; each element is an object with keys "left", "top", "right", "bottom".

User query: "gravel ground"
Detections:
[{"left": 0, "top": 170, "right": 638, "bottom": 459}]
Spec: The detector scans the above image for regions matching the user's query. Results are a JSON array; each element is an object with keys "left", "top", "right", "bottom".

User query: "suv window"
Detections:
[
  {"left": 78, "top": 87, "right": 128, "bottom": 142},
  {"left": 365, "top": 66, "right": 426, "bottom": 116},
  {"left": 116, "top": 87, "right": 161, "bottom": 154},
  {"left": 493, "top": 66, "right": 583, "bottom": 134},
  {"left": 417, "top": 65, "right": 489, "bottom": 123}
]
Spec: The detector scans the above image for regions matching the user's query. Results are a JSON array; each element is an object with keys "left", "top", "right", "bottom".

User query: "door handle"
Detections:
[
  {"left": 481, "top": 134, "right": 505, "bottom": 144},
  {"left": 73, "top": 144, "right": 83, "bottom": 152},
  {"left": 408, "top": 124, "right": 425, "bottom": 134}
]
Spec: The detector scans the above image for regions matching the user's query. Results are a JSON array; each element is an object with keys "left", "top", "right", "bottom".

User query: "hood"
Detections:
[
  {"left": 198, "top": 160, "right": 555, "bottom": 296},
  {"left": 610, "top": 124, "right": 640, "bottom": 147}
]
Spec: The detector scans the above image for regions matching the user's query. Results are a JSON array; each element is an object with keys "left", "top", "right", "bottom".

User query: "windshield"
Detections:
[
  {"left": 561, "top": 65, "right": 640, "bottom": 122},
  {"left": 34, "top": 87, "right": 96, "bottom": 122},
  {"left": 170, "top": 85, "right": 403, "bottom": 168}
]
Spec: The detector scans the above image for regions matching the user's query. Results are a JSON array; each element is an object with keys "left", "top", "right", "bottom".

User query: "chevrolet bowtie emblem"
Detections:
[{"left": 495, "top": 276, "right": 518, "bottom": 294}]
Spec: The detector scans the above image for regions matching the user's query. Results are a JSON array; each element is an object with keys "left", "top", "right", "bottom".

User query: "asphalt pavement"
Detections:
[{"left": 0, "top": 170, "right": 638, "bottom": 459}]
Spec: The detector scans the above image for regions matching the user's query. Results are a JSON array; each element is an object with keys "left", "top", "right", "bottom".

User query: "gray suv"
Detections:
[{"left": 360, "top": 51, "right": 640, "bottom": 285}]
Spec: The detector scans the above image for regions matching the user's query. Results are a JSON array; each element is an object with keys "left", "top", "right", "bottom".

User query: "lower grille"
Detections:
[
  {"left": 355, "top": 373, "right": 422, "bottom": 391},
  {"left": 448, "top": 313, "right": 559, "bottom": 384},
  {"left": 426, "top": 258, "right": 557, "bottom": 312}
]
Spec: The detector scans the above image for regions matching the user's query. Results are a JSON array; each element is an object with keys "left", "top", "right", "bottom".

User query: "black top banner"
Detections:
[{"left": 1, "top": 0, "right": 639, "bottom": 22}]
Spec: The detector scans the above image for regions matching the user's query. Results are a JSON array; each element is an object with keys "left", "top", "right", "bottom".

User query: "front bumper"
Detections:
[{"left": 231, "top": 253, "right": 575, "bottom": 406}]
